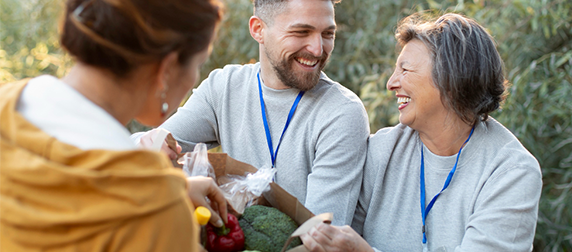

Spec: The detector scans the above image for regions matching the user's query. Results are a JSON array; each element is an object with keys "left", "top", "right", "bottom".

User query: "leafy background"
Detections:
[{"left": 1, "top": 0, "right": 570, "bottom": 250}]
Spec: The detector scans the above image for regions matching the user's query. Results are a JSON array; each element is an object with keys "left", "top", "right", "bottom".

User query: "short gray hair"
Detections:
[
  {"left": 395, "top": 13, "right": 507, "bottom": 124},
  {"left": 253, "top": 0, "right": 341, "bottom": 26}
]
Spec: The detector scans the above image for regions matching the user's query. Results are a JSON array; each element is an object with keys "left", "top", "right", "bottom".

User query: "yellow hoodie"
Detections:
[{"left": 0, "top": 80, "right": 199, "bottom": 251}]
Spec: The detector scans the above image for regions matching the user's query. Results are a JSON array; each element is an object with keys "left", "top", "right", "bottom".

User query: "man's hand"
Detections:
[
  {"left": 138, "top": 129, "right": 182, "bottom": 160},
  {"left": 186, "top": 176, "right": 228, "bottom": 227},
  {"left": 300, "top": 223, "right": 374, "bottom": 252}
]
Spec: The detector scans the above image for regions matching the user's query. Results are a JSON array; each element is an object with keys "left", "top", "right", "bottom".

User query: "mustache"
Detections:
[{"left": 290, "top": 51, "right": 329, "bottom": 63}]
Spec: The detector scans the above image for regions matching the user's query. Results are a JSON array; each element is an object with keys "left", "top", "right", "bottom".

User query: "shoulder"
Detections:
[
  {"left": 369, "top": 124, "right": 415, "bottom": 149},
  {"left": 306, "top": 73, "right": 367, "bottom": 125},
  {"left": 365, "top": 124, "right": 418, "bottom": 169},
  {"left": 195, "top": 63, "right": 258, "bottom": 97},
  {"left": 475, "top": 118, "right": 541, "bottom": 177},
  {"left": 313, "top": 72, "right": 362, "bottom": 105},
  {"left": 204, "top": 63, "right": 258, "bottom": 84},
  {"left": 480, "top": 118, "right": 538, "bottom": 163}
]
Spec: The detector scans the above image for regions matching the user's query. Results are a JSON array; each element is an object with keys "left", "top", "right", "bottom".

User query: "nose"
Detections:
[
  {"left": 306, "top": 33, "right": 323, "bottom": 57},
  {"left": 386, "top": 70, "right": 401, "bottom": 91}
]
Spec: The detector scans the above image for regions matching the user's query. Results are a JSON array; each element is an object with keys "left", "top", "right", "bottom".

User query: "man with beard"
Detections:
[{"left": 132, "top": 0, "right": 369, "bottom": 226}]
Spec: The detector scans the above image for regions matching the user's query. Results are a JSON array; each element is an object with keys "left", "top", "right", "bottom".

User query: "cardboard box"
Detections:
[
  {"left": 163, "top": 133, "right": 330, "bottom": 251},
  {"left": 176, "top": 152, "right": 334, "bottom": 252},
  {"left": 208, "top": 153, "right": 338, "bottom": 252},
  {"left": 206, "top": 153, "right": 315, "bottom": 227}
]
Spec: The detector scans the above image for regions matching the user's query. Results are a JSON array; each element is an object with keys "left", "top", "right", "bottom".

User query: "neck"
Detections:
[
  {"left": 61, "top": 63, "right": 152, "bottom": 126},
  {"left": 418, "top": 120, "right": 474, "bottom": 156}
]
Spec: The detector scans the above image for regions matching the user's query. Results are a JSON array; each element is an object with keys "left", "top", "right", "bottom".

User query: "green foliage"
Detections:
[
  {"left": 0, "top": 0, "right": 71, "bottom": 82},
  {"left": 498, "top": 49, "right": 572, "bottom": 251},
  {"left": 2, "top": 0, "right": 571, "bottom": 250},
  {"left": 205, "top": 0, "right": 258, "bottom": 70}
]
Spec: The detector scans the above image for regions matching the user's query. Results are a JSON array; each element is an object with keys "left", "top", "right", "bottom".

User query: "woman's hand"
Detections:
[
  {"left": 300, "top": 223, "right": 374, "bottom": 252},
  {"left": 186, "top": 176, "right": 228, "bottom": 227},
  {"left": 138, "top": 129, "right": 182, "bottom": 160}
]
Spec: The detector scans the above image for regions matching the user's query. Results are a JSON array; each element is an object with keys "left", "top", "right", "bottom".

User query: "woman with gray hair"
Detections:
[{"left": 301, "top": 13, "right": 542, "bottom": 252}]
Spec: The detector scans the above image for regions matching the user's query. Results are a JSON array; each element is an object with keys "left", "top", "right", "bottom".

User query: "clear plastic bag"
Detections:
[
  {"left": 179, "top": 143, "right": 216, "bottom": 178},
  {"left": 177, "top": 144, "right": 276, "bottom": 214},
  {"left": 219, "top": 166, "right": 276, "bottom": 214}
]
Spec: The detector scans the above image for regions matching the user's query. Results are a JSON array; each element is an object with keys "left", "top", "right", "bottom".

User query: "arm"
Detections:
[
  {"left": 160, "top": 71, "right": 222, "bottom": 152},
  {"left": 455, "top": 164, "right": 542, "bottom": 252},
  {"left": 300, "top": 131, "right": 392, "bottom": 252},
  {"left": 349, "top": 129, "right": 393, "bottom": 252},
  {"left": 304, "top": 100, "right": 370, "bottom": 226},
  {"left": 351, "top": 135, "right": 380, "bottom": 235}
]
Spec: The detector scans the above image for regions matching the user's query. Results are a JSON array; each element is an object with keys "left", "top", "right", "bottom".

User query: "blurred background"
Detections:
[{"left": 1, "top": 0, "right": 570, "bottom": 250}]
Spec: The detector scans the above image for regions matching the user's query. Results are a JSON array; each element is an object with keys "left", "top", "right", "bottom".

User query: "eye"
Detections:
[
  {"left": 323, "top": 31, "right": 335, "bottom": 38},
  {"left": 294, "top": 30, "right": 309, "bottom": 35}
]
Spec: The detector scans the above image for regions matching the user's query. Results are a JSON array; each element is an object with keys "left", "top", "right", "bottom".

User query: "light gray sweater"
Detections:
[
  {"left": 158, "top": 63, "right": 370, "bottom": 225},
  {"left": 352, "top": 119, "right": 542, "bottom": 252}
]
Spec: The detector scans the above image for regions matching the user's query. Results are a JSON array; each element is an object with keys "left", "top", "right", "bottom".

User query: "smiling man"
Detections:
[{"left": 132, "top": 0, "right": 369, "bottom": 226}]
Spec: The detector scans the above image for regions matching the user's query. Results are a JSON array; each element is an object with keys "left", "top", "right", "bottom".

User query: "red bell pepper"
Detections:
[{"left": 205, "top": 213, "right": 245, "bottom": 252}]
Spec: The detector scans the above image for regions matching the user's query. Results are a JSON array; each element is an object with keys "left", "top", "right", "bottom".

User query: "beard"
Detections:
[{"left": 266, "top": 50, "right": 329, "bottom": 91}]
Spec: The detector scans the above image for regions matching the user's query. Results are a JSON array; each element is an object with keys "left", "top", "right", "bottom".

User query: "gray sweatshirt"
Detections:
[
  {"left": 156, "top": 63, "right": 370, "bottom": 225},
  {"left": 353, "top": 119, "right": 542, "bottom": 252}
]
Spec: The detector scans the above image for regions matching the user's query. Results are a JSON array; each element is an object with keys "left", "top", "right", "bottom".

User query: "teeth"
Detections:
[
  {"left": 297, "top": 58, "right": 318, "bottom": 66},
  {"left": 397, "top": 97, "right": 411, "bottom": 104}
]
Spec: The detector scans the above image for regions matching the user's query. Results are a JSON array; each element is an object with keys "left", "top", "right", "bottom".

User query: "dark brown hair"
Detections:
[
  {"left": 395, "top": 13, "right": 508, "bottom": 124},
  {"left": 61, "top": 0, "right": 223, "bottom": 77},
  {"left": 253, "top": 0, "right": 341, "bottom": 25}
]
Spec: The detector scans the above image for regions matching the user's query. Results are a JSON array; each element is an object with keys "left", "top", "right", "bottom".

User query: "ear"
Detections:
[
  {"left": 155, "top": 52, "right": 179, "bottom": 92},
  {"left": 249, "top": 16, "right": 265, "bottom": 44}
]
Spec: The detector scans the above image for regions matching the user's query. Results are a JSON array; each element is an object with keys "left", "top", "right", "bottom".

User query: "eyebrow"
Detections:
[{"left": 288, "top": 23, "right": 337, "bottom": 31}]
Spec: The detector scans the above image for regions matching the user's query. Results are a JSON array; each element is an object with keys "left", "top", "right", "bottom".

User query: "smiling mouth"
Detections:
[
  {"left": 295, "top": 57, "right": 319, "bottom": 67},
  {"left": 397, "top": 97, "right": 411, "bottom": 105}
]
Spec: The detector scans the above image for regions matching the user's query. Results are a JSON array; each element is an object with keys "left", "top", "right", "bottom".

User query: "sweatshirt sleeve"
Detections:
[
  {"left": 351, "top": 132, "right": 381, "bottom": 235},
  {"left": 303, "top": 98, "right": 370, "bottom": 226},
  {"left": 454, "top": 162, "right": 542, "bottom": 252}
]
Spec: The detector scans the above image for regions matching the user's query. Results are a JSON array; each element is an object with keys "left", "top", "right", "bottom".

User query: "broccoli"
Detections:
[{"left": 238, "top": 205, "right": 302, "bottom": 252}]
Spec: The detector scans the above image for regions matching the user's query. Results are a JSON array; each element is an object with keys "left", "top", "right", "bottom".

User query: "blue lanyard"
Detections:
[
  {"left": 257, "top": 72, "right": 304, "bottom": 167},
  {"left": 420, "top": 126, "right": 475, "bottom": 245}
]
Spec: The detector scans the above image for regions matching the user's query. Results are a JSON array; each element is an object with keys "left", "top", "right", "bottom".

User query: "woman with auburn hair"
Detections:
[
  {"left": 0, "top": 0, "right": 225, "bottom": 251},
  {"left": 301, "top": 13, "right": 542, "bottom": 252}
]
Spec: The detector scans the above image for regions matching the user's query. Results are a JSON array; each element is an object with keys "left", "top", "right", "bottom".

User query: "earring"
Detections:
[{"left": 160, "top": 84, "right": 169, "bottom": 117}]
